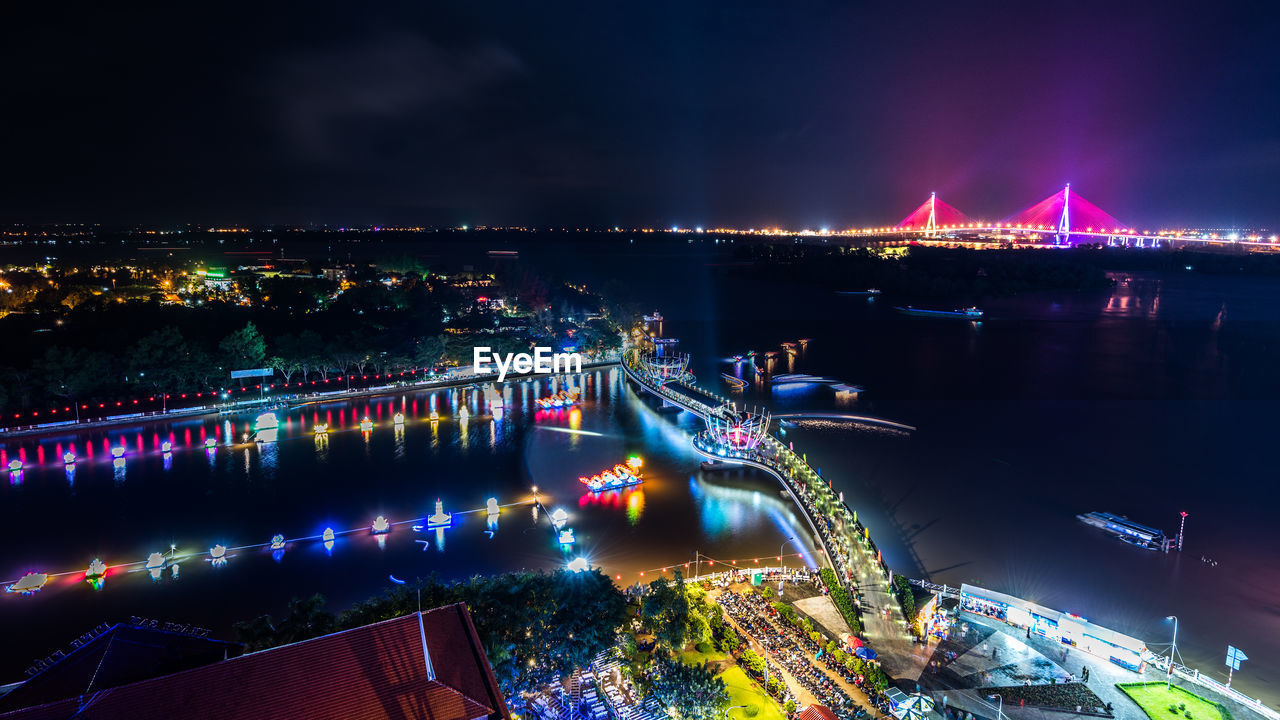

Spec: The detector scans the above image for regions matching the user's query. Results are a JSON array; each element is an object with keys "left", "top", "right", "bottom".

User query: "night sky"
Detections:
[{"left": 2, "top": 1, "right": 1277, "bottom": 229}]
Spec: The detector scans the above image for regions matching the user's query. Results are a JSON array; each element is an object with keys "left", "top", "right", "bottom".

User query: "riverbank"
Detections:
[{"left": 0, "top": 356, "right": 621, "bottom": 442}]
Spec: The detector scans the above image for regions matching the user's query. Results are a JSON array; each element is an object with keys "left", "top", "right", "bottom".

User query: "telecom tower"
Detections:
[
  {"left": 1055, "top": 183, "right": 1071, "bottom": 245},
  {"left": 925, "top": 192, "right": 937, "bottom": 238}
]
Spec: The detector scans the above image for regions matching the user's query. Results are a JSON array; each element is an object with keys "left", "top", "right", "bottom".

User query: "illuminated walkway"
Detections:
[{"left": 620, "top": 348, "right": 919, "bottom": 677}]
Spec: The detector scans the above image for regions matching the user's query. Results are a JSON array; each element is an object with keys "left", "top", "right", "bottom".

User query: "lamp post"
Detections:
[
  {"left": 780, "top": 536, "right": 797, "bottom": 578},
  {"left": 1166, "top": 615, "right": 1178, "bottom": 689},
  {"left": 987, "top": 693, "right": 1003, "bottom": 720}
]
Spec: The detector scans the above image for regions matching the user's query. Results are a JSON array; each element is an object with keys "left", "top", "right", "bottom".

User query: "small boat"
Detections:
[{"left": 895, "top": 305, "right": 984, "bottom": 319}]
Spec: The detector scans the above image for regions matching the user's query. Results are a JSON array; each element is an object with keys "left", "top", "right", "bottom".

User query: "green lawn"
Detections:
[
  {"left": 721, "top": 666, "right": 788, "bottom": 720},
  {"left": 679, "top": 647, "right": 786, "bottom": 720},
  {"left": 1118, "top": 683, "right": 1227, "bottom": 720},
  {"left": 681, "top": 646, "right": 730, "bottom": 666}
]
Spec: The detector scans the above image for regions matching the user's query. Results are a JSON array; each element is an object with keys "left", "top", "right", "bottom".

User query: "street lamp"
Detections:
[
  {"left": 987, "top": 693, "right": 1003, "bottom": 720},
  {"left": 779, "top": 536, "right": 798, "bottom": 591},
  {"left": 1166, "top": 615, "right": 1178, "bottom": 689}
]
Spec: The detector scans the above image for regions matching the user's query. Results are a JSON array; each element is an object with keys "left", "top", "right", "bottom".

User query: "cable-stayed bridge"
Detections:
[{"left": 842, "top": 185, "right": 1274, "bottom": 248}]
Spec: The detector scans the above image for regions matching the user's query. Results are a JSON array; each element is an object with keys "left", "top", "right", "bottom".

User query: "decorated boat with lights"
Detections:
[
  {"left": 579, "top": 462, "right": 643, "bottom": 492},
  {"left": 536, "top": 388, "right": 581, "bottom": 409}
]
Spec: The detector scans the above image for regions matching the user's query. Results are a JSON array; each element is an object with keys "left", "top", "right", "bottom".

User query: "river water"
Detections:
[{"left": 1, "top": 238, "right": 1277, "bottom": 706}]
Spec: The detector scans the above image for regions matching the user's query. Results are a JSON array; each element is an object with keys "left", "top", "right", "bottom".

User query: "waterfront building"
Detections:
[{"left": 960, "top": 583, "right": 1146, "bottom": 671}]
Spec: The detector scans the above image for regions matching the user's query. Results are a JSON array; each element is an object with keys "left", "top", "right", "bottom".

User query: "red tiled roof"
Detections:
[
  {"left": 0, "top": 603, "right": 510, "bottom": 720},
  {"left": 797, "top": 705, "right": 840, "bottom": 720}
]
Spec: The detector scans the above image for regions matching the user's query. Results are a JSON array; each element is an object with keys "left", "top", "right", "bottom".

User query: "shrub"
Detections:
[
  {"left": 696, "top": 641, "right": 713, "bottom": 654},
  {"left": 785, "top": 700, "right": 797, "bottom": 715},
  {"left": 820, "top": 568, "right": 862, "bottom": 635},
  {"left": 746, "top": 705, "right": 760, "bottom": 717}
]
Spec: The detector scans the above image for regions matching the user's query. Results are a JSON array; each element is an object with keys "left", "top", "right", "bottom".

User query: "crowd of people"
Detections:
[{"left": 720, "top": 590, "right": 876, "bottom": 720}]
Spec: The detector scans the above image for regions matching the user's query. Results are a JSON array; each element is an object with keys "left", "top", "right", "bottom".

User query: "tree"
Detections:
[
  {"left": 642, "top": 574, "right": 691, "bottom": 650},
  {"left": 219, "top": 322, "right": 267, "bottom": 374},
  {"left": 647, "top": 654, "right": 728, "bottom": 720},
  {"left": 128, "top": 326, "right": 190, "bottom": 393},
  {"left": 41, "top": 347, "right": 110, "bottom": 409}
]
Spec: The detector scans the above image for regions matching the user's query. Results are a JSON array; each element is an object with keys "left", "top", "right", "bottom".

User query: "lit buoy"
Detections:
[
  {"left": 372, "top": 515, "right": 390, "bottom": 534},
  {"left": 313, "top": 423, "right": 328, "bottom": 435},
  {"left": 210, "top": 544, "right": 227, "bottom": 565},
  {"left": 427, "top": 499, "right": 452, "bottom": 528},
  {"left": 111, "top": 445, "right": 126, "bottom": 459},
  {"left": 393, "top": 412, "right": 404, "bottom": 425},
  {"left": 63, "top": 451, "right": 76, "bottom": 464},
  {"left": 322, "top": 527, "right": 335, "bottom": 542},
  {"left": 7, "top": 459, "right": 21, "bottom": 472},
  {"left": 567, "top": 557, "right": 589, "bottom": 572},
  {"left": 486, "top": 497, "right": 500, "bottom": 515},
  {"left": 161, "top": 441, "right": 172, "bottom": 453},
  {"left": 145, "top": 552, "right": 166, "bottom": 570},
  {"left": 359, "top": 417, "right": 373, "bottom": 432},
  {"left": 204, "top": 438, "right": 217, "bottom": 449}
]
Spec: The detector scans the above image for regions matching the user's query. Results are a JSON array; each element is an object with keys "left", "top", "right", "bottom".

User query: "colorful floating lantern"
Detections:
[
  {"left": 567, "top": 557, "right": 589, "bottom": 572},
  {"left": 161, "top": 441, "right": 172, "bottom": 453},
  {"left": 486, "top": 497, "right": 500, "bottom": 515},
  {"left": 7, "top": 459, "right": 21, "bottom": 472},
  {"left": 322, "top": 527, "right": 335, "bottom": 543},
  {"left": 144, "top": 552, "right": 166, "bottom": 571},
  {"left": 254, "top": 412, "right": 279, "bottom": 431},
  {"left": 359, "top": 417, "right": 373, "bottom": 432},
  {"left": 558, "top": 528, "right": 576, "bottom": 545},
  {"left": 210, "top": 544, "right": 228, "bottom": 565},
  {"left": 63, "top": 451, "right": 77, "bottom": 464},
  {"left": 429, "top": 410, "right": 439, "bottom": 422},
  {"left": 372, "top": 515, "right": 390, "bottom": 534},
  {"left": 550, "top": 508, "right": 569, "bottom": 527},
  {"left": 204, "top": 438, "right": 217, "bottom": 449},
  {"left": 427, "top": 499, "right": 452, "bottom": 528},
  {"left": 110, "top": 445, "right": 126, "bottom": 459},
  {"left": 313, "top": 423, "right": 328, "bottom": 435},
  {"left": 270, "top": 534, "right": 285, "bottom": 550},
  {"left": 6, "top": 572, "right": 48, "bottom": 595},
  {"left": 393, "top": 413, "right": 405, "bottom": 425}
]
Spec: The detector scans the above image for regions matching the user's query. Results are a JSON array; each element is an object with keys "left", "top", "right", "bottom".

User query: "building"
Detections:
[
  {"left": 960, "top": 583, "right": 1147, "bottom": 671},
  {"left": 0, "top": 603, "right": 510, "bottom": 720}
]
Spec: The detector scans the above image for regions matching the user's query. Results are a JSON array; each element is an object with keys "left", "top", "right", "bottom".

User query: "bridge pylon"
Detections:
[
  {"left": 925, "top": 192, "right": 937, "bottom": 238},
  {"left": 1055, "top": 183, "right": 1071, "bottom": 245}
]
